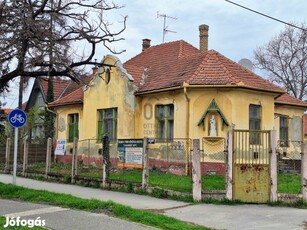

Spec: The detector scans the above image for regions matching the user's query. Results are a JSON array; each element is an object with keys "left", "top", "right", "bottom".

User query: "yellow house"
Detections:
[{"left": 48, "top": 24, "right": 307, "bottom": 174}]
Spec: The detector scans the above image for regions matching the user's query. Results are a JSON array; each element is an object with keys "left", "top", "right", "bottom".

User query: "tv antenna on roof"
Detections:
[{"left": 157, "top": 11, "right": 177, "bottom": 43}]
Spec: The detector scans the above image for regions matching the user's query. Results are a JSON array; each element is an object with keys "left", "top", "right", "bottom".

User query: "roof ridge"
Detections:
[
  {"left": 186, "top": 53, "right": 207, "bottom": 84},
  {"left": 186, "top": 50, "right": 236, "bottom": 84},
  {"left": 212, "top": 51, "right": 238, "bottom": 84}
]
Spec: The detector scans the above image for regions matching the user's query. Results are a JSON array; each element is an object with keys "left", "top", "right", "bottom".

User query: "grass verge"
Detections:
[{"left": 0, "top": 183, "right": 211, "bottom": 230}]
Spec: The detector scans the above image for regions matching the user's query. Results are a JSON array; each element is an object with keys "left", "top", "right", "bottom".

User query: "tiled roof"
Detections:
[
  {"left": 61, "top": 75, "right": 93, "bottom": 98},
  {"left": 124, "top": 40, "right": 205, "bottom": 92},
  {"left": 275, "top": 94, "right": 307, "bottom": 108},
  {"left": 39, "top": 78, "right": 70, "bottom": 100},
  {"left": 188, "top": 50, "right": 285, "bottom": 92},
  {"left": 48, "top": 75, "right": 94, "bottom": 107},
  {"left": 124, "top": 40, "right": 285, "bottom": 94},
  {"left": 48, "top": 87, "right": 84, "bottom": 107}
]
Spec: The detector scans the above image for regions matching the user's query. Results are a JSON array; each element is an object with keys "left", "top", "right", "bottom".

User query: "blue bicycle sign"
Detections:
[{"left": 8, "top": 109, "right": 27, "bottom": 128}]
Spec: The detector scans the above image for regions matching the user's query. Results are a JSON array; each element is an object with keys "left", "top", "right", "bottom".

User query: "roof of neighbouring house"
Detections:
[
  {"left": 47, "top": 75, "right": 94, "bottom": 107},
  {"left": 123, "top": 40, "right": 285, "bottom": 94},
  {"left": 275, "top": 94, "right": 307, "bottom": 108},
  {"left": 39, "top": 77, "right": 71, "bottom": 101},
  {"left": 48, "top": 87, "right": 84, "bottom": 107}
]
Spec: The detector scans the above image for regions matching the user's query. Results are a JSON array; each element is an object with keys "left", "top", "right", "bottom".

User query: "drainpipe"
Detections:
[{"left": 184, "top": 85, "right": 190, "bottom": 175}]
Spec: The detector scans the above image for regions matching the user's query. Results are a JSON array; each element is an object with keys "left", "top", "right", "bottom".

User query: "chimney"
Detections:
[
  {"left": 199, "top": 24, "right": 209, "bottom": 52},
  {"left": 142, "top": 38, "right": 151, "bottom": 51}
]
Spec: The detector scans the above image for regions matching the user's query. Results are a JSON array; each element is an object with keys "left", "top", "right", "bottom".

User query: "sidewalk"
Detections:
[{"left": 0, "top": 174, "right": 307, "bottom": 230}]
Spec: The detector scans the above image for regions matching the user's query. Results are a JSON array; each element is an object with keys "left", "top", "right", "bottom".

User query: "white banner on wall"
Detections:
[{"left": 55, "top": 139, "right": 66, "bottom": 155}]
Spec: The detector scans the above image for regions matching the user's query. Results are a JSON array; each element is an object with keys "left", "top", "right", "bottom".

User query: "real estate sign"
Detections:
[
  {"left": 55, "top": 139, "right": 67, "bottom": 155},
  {"left": 117, "top": 139, "right": 143, "bottom": 168}
]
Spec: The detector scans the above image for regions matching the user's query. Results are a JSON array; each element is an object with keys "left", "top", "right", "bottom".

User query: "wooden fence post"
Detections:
[
  {"left": 22, "top": 139, "right": 28, "bottom": 176},
  {"left": 302, "top": 142, "right": 307, "bottom": 201},
  {"left": 4, "top": 138, "right": 11, "bottom": 173},
  {"left": 45, "top": 138, "right": 52, "bottom": 178},
  {"left": 270, "top": 130, "right": 278, "bottom": 202},
  {"left": 192, "top": 139, "right": 202, "bottom": 202},
  {"left": 71, "top": 138, "right": 78, "bottom": 183},
  {"left": 142, "top": 137, "right": 149, "bottom": 191},
  {"left": 226, "top": 128, "right": 233, "bottom": 200}
]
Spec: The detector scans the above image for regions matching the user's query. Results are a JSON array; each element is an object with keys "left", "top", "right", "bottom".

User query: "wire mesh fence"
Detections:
[
  {"left": 75, "top": 139, "right": 103, "bottom": 177},
  {"left": 201, "top": 137, "right": 226, "bottom": 176},
  {"left": 277, "top": 140, "right": 302, "bottom": 194},
  {"left": 145, "top": 138, "right": 192, "bottom": 192},
  {"left": 201, "top": 137, "right": 226, "bottom": 191}
]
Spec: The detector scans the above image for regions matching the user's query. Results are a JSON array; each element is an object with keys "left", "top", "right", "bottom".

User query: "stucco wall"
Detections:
[
  {"left": 137, "top": 88, "right": 277, "bottom": 141},
  {"left": 274, "top": 105, "right": 304, "bottom": 142},
  {"left": 83, "top": 55, "right": 136, "bottom": 140},
  {"left": 55, "top": 104, "right": 83, "bottom": 152}
]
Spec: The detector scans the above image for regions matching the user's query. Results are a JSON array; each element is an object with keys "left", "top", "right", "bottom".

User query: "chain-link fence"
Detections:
[
  {"left": 201, "top": 137, "right": 226, "bottom": 190},
  {"left": 277, "top": 140, "right": 302, "bottom": 194},
  {"left": 145, "top": 138, "right": 192, "bottom": 192},
  {"left": 75, "top": 138, "right": 103, "bottom": 178}
]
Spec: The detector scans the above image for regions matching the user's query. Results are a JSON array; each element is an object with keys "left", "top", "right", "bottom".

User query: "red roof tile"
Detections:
[
  {"left": 124, "top": 40, "right": 285, "bottom": 94},
  {"left": 39, "top": 77, "right": 70, "bottom": 100},
  {"left": 47, "top": 75, "right": 94, "bottom": 107},
  {"left": 275, "top": 94, "right": 307, "bottom": 108},
  {"left": 48, "top": 87, "right": 84, "bottom": 107}
]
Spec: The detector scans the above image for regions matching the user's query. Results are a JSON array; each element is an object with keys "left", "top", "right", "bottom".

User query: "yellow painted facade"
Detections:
[
  {"left": 52, "top": 55, "right": 306, "bottom": 158},
  {"left": 83, "top": 55, "right": 136, "bottom": 140}
]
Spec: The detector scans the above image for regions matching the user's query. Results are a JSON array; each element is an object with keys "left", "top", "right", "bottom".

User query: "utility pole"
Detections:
[{"left": 157, "top": 12, "right": 177, "bottom": 43}]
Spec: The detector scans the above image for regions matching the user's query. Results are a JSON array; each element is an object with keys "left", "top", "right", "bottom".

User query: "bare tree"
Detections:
[
  {"left": 254, "top": 24, "right": 307, "bottom": 100},
  {"left": 0, "top": 0, "right": 126, "bottom": 93}
]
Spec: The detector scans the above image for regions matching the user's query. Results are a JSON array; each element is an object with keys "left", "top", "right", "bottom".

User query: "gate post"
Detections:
[
  {"left": 192, "top": 139, "right": 202, "bottom": 202},
  {"left": 302, "top": 142, "right": 307, "bottom": 201},
  {"left": 71, "top": 138, "right": 78, "bottom": 183},
  {"left": 270, "top": 130, "right": 278, "bottom": 202},
  {"left": 45, "top": 138, "right": 52, "bottom": 178},
  {"left": 142, "top": 137, "right": 149, "bottom": 191},
  {"left": 226, "top": 129, "right": 233, "bottom": 200},
  {"left": 22, "top": 139, "right": 28, "bottom": 176},
  {"left": 4, "top": 138, "right": 11, "bottom": 173}
]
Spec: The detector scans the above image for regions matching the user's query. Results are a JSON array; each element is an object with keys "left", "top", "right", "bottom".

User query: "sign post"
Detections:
[{"left": 8, "top": 109, "right": 27, "bottom": 185}]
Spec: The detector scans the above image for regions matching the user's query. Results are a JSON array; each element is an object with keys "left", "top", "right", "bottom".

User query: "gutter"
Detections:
[
  {"left": 274, "top": 101, "right": 307, "bottom": 109},
  {"left": 48, "top": 101, "right": 83, "bottom": 108},
  {"left": 135, "top": 84, "right": 285, "bottom": 96}
]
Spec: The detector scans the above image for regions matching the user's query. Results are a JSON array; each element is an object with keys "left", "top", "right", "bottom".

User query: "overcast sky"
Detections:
[{"left": 2, "top": 0, "right": 307, "bottom": 108}]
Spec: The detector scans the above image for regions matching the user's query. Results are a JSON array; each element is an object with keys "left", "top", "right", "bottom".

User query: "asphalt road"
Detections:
[{"left": 0, "top": 199, "right": 155, "bottom": 230}]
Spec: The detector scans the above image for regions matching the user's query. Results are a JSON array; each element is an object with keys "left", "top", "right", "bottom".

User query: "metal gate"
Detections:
[{"left": 233, "top": 130, "right": 270, "bottom": 203}]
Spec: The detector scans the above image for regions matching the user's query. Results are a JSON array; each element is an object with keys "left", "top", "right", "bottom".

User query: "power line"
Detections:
[{"left": 225, "top": 0, "right": 307, "bottom": 32}]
